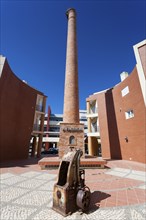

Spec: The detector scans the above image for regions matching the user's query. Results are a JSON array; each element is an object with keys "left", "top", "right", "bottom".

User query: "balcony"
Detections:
[
  {"left": 42, "top": 137, "right": 59, "bottom": 142},
  {"left": 33, "top": 124, "right": 40, "bottom": 131},
  {"left": 35, "top": 104, "right": 43, "bottom": 112},
  {"left": 87, "top": 125, "right": 100, "bottom": 137},
  {"left": 86, "top": 112, "right": 98, "bottom": 118},
  {"left": 87, "top": 132, "right": 100, "bottom": 137}
]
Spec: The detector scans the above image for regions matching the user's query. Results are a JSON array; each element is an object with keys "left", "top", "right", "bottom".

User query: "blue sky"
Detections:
[{"left": 1, "top": 0, "right": 146, "bottom": 113}]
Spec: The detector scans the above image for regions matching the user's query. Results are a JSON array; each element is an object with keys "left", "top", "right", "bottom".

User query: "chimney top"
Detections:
[{"left": 66, "top": 8, "right": 76, "bottom": 18}]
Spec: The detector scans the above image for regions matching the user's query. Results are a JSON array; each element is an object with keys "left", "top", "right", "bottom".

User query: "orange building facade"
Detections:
[{"left": 86, "top": 40, "right": 146, "bottom": 164}]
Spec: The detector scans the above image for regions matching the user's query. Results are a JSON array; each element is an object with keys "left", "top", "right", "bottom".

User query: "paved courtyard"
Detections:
[{"left": 0, "top": 158, "right": 146, "bottom": 220}]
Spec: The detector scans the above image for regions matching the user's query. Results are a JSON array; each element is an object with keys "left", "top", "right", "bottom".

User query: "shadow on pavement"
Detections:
[
  {"left": 0, "top": 153, "right": 61, "bottom": 168},
  {"left": 0, "top": 157, "right": 41, "bottom": 168},
  {"left": 88, "top": 191, "right": 111, "bottom": 213}
]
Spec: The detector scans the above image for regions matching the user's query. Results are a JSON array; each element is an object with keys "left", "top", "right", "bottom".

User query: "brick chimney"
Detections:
[
  {"left": 59, "top": 8, "right": 84, "bottom": 158},
  {"left": 63, "top": 8, "right": 79, "bottom": 123}
]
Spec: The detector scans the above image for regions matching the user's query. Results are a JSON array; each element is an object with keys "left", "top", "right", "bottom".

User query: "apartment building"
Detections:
[{"left": 86, "top": 40, "right": 146, "bottom": 163}]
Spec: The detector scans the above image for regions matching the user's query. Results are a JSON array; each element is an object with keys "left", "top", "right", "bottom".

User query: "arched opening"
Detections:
[{"left": 69, "top": 135, "right": 75, "bottom": 145}]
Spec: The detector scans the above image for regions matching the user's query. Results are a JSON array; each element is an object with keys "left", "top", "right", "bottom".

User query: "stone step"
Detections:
[{"left": 38, "top": 156, "right": 107, "bottom": 169}]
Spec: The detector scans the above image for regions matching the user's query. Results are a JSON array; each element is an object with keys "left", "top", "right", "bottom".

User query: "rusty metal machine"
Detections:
[{"left": 52, "top": 148, "right": 91, "bottom": 216}]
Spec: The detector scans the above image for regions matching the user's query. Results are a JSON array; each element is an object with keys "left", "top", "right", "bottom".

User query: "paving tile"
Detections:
[
  {"left": 106, "top": 170, "right": 129, "bottom": 178},
  {"left": 117, "top": 200, "right": 128, "bottom": 207},
  {"left": 88, "top": 208, "right": 126, "bottom": 220},
  {"left": 0, "top": 187, "right": 29, "bottom": 202},
  {"left": 0, "top": 184, "right": 7, "bottom": 189},
  {"left": 13, "top": 190, "right": 52, "bottom": 206},
  {"left": 16, "top": 179, "right": 46, "bottom": 189},
  {"left": 0, "top": 173, "right": 15, "bottom": 180},
  {"left": 125, "top": 173, "right": 146, "bottom": 182},
  {"left": 35, "top": 173, "right": 57, "bottom": 180},
  {"left": 32, "top": 208, "right": 64, "bottom": 220},
  {"left": 132, "top": 170, "right": 146, "bottom": 176},
  {"left": 0, "top": 205, "right": 37, "bottom": 220},
  {"left": 1, "top": 176, "right": 27, "bottom": 186},
  {"left": 138, "top": 184, "right": 146, "bottom": 190},
  {"left": 38, "top": 180, "right": 55, "bottom": 191},
  {"left": 130, "top": 209, "right": 145, "bottom": 220},
  {"left": 20, "top": 171, "right": 41, "bottom": 178}
]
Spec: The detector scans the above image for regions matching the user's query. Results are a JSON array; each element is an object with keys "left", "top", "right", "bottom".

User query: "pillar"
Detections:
[
  {"left": 37, "top": 134, "right": 43, "bottom": 158},
  {"left": 31, "top": 136, "right": 36, "bottom": 157}
]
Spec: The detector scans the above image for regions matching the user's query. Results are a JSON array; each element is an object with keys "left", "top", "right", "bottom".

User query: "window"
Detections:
[
  {"left": 69, "top": 136, "right": 75, "bottom": 145},
  {"left": 91, "top": 121, "right": 97, "bottom": 132},
  {"left": 121, "top": 86, "right": 129, "bottom": 97},
  {"left": 90, "top": 100, "right": 97, "bottom": 114},
  {"left": 125, "top": 110, "right": 134, "bottom": 119},
  {"left": 80, "top": 118, "right": 87, "bottom": 122},
  {"left": 36, "top": 94, "right": 44, "bottom": 112}
]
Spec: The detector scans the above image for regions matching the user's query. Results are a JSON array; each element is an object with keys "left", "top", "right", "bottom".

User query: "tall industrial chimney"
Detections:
[
  {"left": 59, "top": 8, "right": 84, "bottom": 158},
  {"left": 63, "top": 8, "right": 79, "bottom": 123}
]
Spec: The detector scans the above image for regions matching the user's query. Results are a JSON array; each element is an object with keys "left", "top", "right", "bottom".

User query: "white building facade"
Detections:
[{"left": 43, "top": 110, "right": 88, "bottom": 150}]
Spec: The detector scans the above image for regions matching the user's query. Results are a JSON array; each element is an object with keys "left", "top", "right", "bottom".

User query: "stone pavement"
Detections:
[{"left": 0, "top": 158, "right": 146, "bottom": 220}]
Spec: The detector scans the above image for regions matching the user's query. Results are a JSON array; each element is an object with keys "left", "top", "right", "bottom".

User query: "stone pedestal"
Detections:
[{"left": 59, "top": 123, "right": 84, "bottom": 158}]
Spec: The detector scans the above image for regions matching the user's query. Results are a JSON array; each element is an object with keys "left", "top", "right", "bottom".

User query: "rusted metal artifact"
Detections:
[{"left": 52, "top": 148, "right": 90, "bottom": 216}]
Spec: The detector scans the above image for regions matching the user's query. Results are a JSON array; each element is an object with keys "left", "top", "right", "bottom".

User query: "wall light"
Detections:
[{"left": 125, "top": 136, "right": 128, "bottom": 142}]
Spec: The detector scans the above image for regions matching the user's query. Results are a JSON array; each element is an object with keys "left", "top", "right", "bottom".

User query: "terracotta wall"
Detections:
[
  {"left": 96, "top": 93, "right": 110, "bottom": 158},
  {"left": 0, "top": 59, "right": 44, "bottom": 162},
  {"left": 99, "top": 67, "right": 145, "bottom": 163},
  {"left": 98, "top": 90, "right": 122, "bottom": 160},
  {"left": 112, "top": 67, "right": 145, "bottom": 163}
]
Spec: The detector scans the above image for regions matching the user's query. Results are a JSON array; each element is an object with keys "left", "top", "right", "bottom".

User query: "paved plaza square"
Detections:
[{"left": 0, "top": 158, "right": 146, "bottom": 219}]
